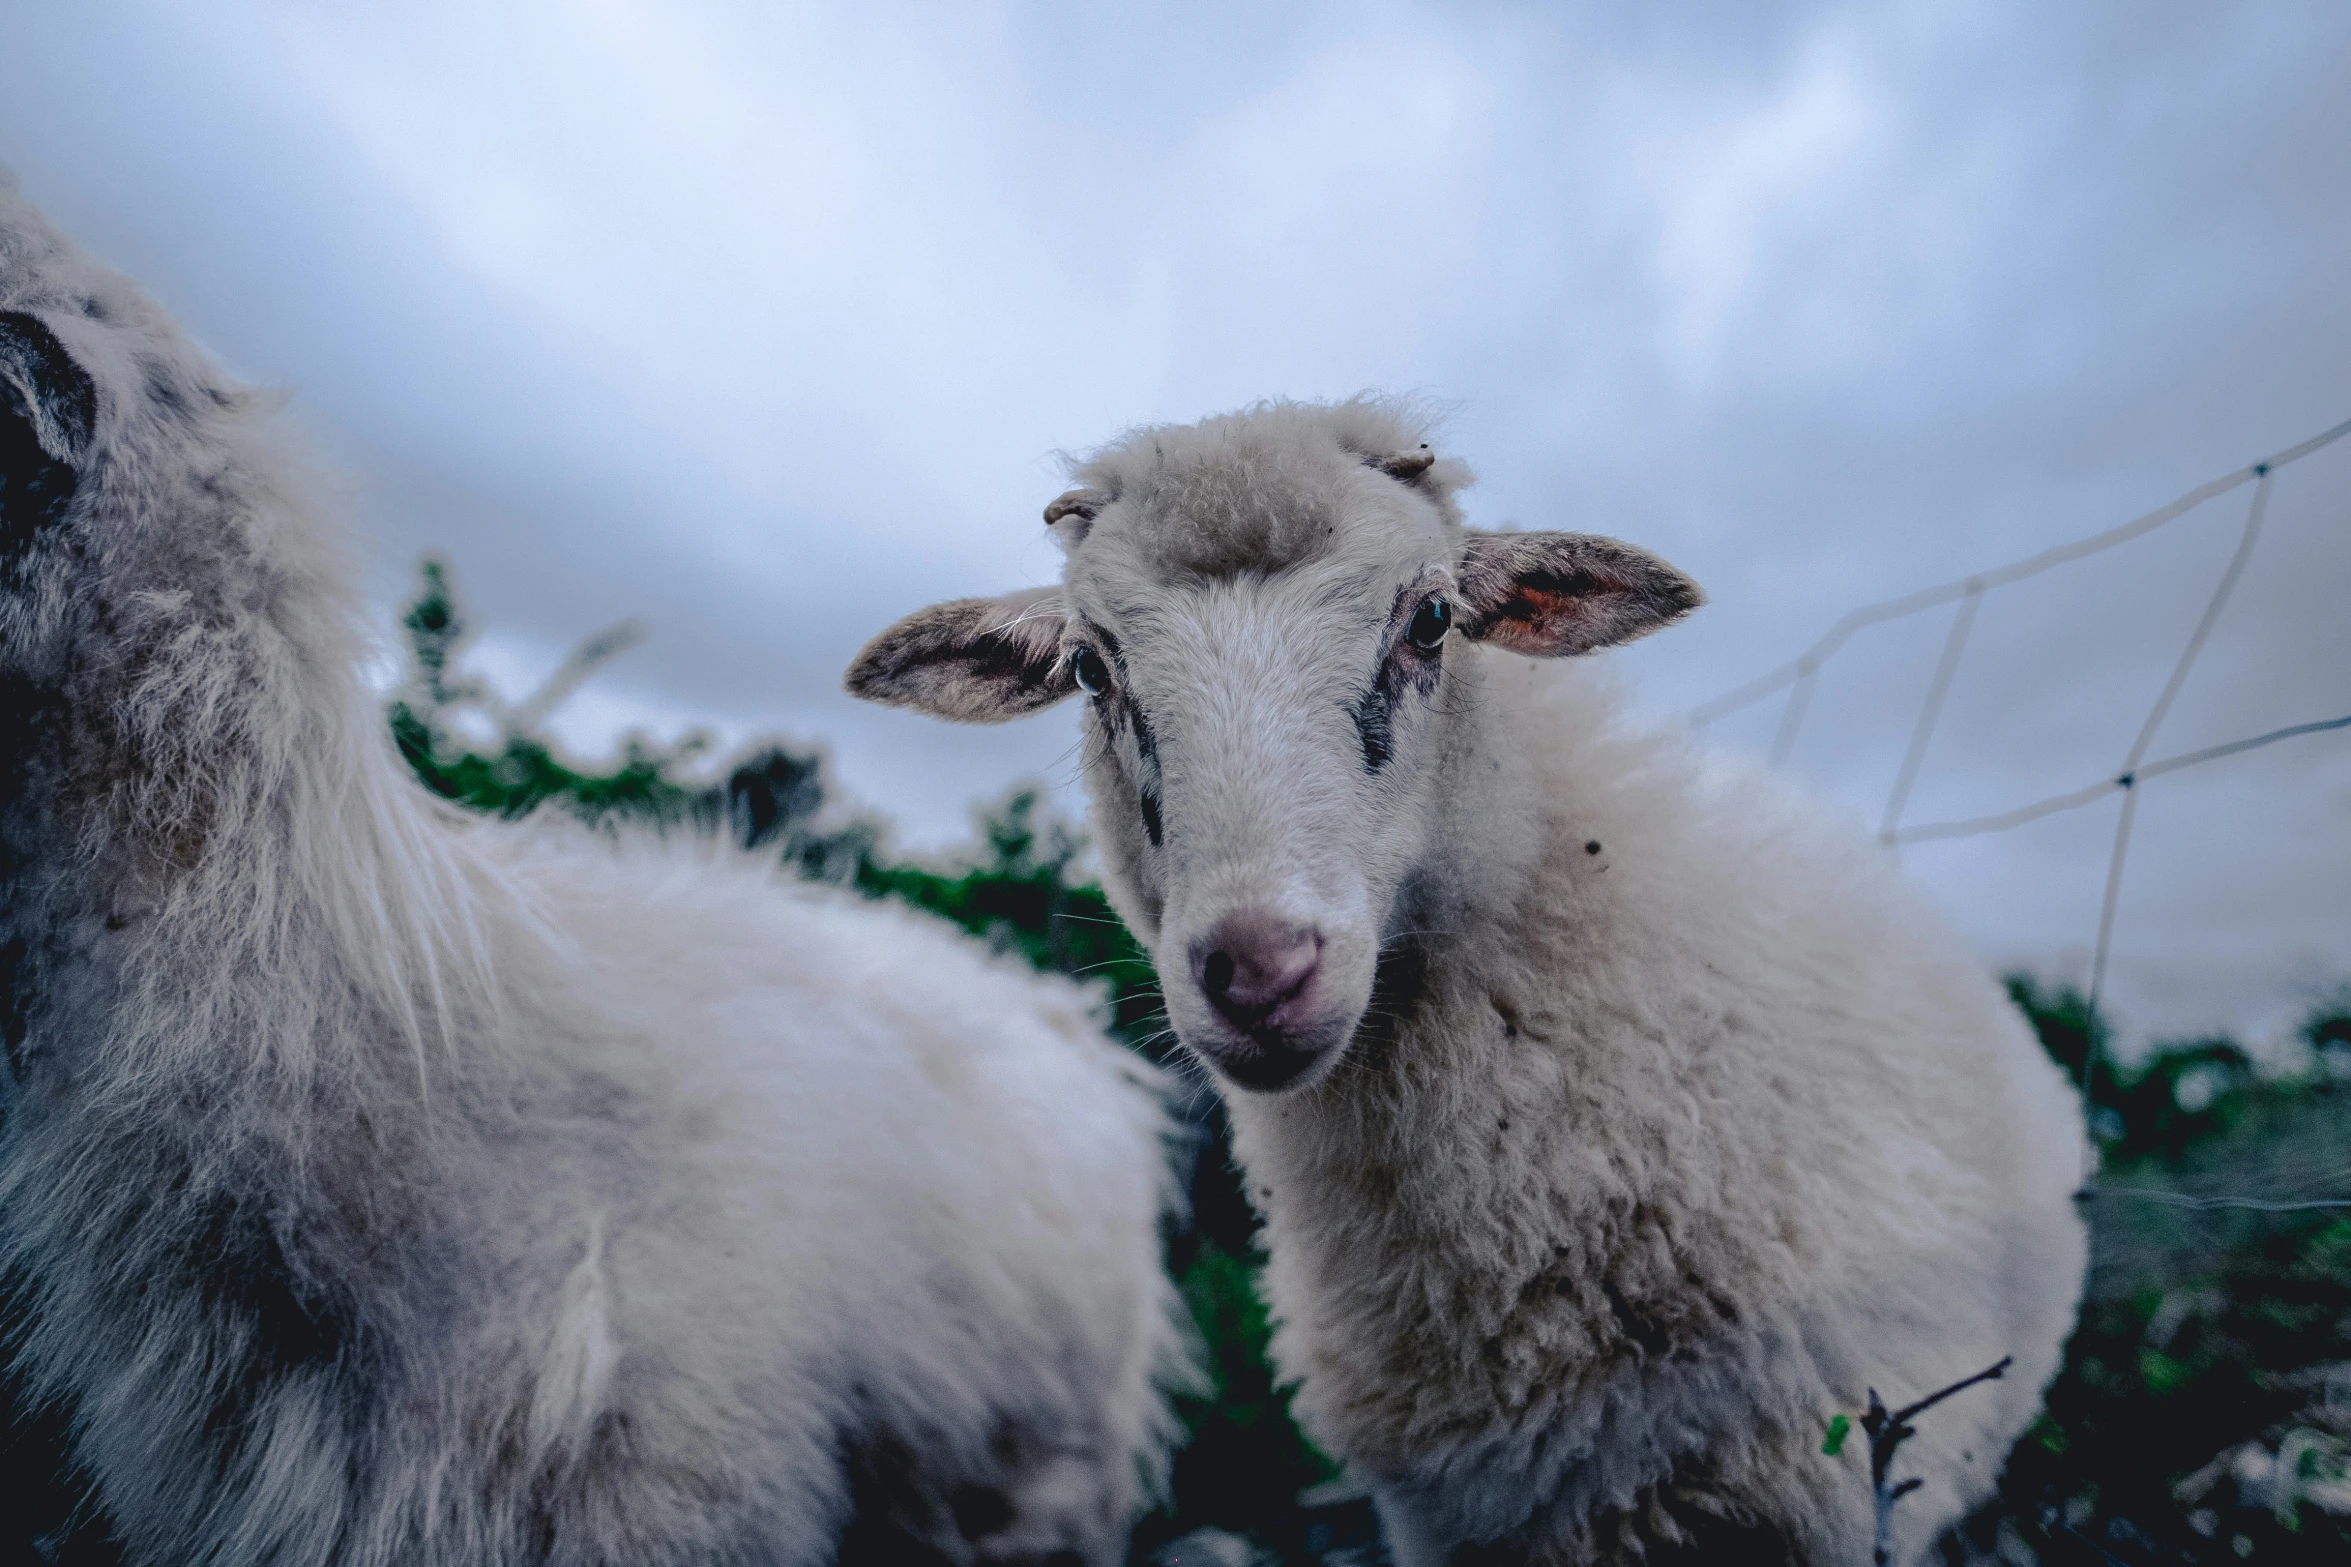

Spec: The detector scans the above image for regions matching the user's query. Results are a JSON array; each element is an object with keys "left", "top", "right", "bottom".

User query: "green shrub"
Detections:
[
  {"left": 2007, "top": 975, "right": 2261, "bottom": 1168},
  {"left": 1993, "top": 974, "right": 2351, "bottom": 1560}
]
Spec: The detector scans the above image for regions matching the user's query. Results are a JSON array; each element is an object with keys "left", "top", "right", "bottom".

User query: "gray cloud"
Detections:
[{"left": 3, "top": 0, "right": 2344, "bottom": 1052}]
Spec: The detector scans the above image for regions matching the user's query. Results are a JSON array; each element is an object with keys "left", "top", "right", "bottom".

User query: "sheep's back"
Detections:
[{"left": 418, "top": 829, "right": 1185, "bottom": 1560}]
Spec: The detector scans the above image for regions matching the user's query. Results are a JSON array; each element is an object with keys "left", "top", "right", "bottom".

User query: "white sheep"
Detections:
[
  {"left": 0, "top": 176, "right": 1184, "bottom": 1566},
  {"left": 851, "top": 397, "right": 2090, "bottom": 1565}
]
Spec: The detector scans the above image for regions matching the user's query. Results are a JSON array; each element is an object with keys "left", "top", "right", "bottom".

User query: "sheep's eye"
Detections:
[
  {"left": 1406, "top": 596, "right": 1451, "bottom": 652},
  {"left": 1070, "top": 644, "right": 1112, "bottom": 697}
]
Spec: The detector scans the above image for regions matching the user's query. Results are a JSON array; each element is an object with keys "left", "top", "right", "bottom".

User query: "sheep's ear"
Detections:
[
  {"left": 845, "top": 586, "right": 1077, "bottom": 722},
  {"left": 1456, "top": 529, "right": 1703, "bottom": 656},
  {"left": 1, "top": 312, "right": 96, "bottom": 550}
]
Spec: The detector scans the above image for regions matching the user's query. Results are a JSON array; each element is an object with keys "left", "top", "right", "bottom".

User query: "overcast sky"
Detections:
[{"left": 3, "top": 0, "right": 2346, "bottom": 1055}]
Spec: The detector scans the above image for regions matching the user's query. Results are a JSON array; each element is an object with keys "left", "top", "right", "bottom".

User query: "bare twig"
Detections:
[
  {"left": 1860, "top": 1356, "right": 2012, "bottom": 1566},
  {"left": 510, "top": 619, "right": 647, "bottom": 732}
]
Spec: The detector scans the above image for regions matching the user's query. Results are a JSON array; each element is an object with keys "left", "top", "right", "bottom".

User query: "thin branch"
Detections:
[
  {"left": 509, "top": 619, "right": 648, "bottom": 733},
  {"left": 1861, "top": 1356, "right": 2011, "bottom": 1567}
]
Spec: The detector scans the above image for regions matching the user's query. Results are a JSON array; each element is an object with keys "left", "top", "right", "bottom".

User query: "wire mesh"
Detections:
[{"left": 1690, "top": 416, "right": 2351, "bottom": 1211}]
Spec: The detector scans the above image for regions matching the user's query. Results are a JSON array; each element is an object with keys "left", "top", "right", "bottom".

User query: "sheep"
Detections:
[
  {"left": 0, "top": 174, "right": 1185, "bottom": 1566},
  {"left": 849, "top": 396, "right": 2090, "bottom": 1565}
]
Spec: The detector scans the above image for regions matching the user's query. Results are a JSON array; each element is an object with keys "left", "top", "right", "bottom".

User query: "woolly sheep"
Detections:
[
  {"left": 850, "top": 397, "right": 2090, "bottom": 1565},
  {"left": 0, "top": 176, "right": 1184, "bottom": 1566}
]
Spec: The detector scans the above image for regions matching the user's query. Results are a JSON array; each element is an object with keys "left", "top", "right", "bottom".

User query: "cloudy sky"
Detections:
[{"left": 3, "top": 0, "right": 2346, "bottom": 1054}]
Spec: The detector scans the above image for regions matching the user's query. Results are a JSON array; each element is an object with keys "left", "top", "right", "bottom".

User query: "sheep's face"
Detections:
[
  {"left": 0, "top": 310, "right": 100, "bottom": 678},
  {"left": 849, "top": 404, "right": 1700, "bottom": 1095},
  {"left": 1, "top": 268, "right": 276, "bottom": 694}
]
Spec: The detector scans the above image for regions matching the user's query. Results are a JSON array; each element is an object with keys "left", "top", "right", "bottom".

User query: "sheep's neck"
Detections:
[
  {"left": 2, "top": 516, "right": 481, "bottom": 1132},
  {"left": 1220, "top": 660, "right": 1686, "bottom": 1386}
]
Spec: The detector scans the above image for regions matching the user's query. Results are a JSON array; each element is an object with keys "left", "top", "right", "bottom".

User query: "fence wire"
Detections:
[{"left": 1690, "top": 414, "right": 2351, "bottom": 1212}]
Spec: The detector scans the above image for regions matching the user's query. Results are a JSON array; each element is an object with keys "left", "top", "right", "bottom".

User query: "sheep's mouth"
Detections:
[
  {"left": 1192, "top": 941, "right": 1422, "bottom": 1093},
  {"left": 1208, "top": 1036, "right": 1326, "bottom": 1093},
  {"left": 1181, "top": 1009, "right": 1359, "bottom": 1094}
]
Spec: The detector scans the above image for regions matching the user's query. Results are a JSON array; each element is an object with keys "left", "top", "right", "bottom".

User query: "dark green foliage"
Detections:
[
  {"left": 850, "top": 792, "right": 1171, "bottom": 1054},
  {"left": 2009, "top": 972, "right": 2110, "bottom": 1088},
  {"left": 2302, "top": 995, "right": 2351, "bottom": 1071},
  {"left": 391, "top": 559, "right": 708, "bottom": 825},
  {"left": 1989, "top": 1163, "right": 2351, "bottom": 1561},
  {"left": 1123, "top": 1242, "right": 1379, "bottom": 1565},
  {"left": 2104, "top": 1039, "right": 2256, "bottom": 1168},
  {"left": 1173, "top": 1245, "right": 1317, "bottom": 1467},
  {"left": 2007, "top": 976, "right": 2261, "bottom": 1165},
  {"left": 1985, "top": 976, "right": 2351, "bottom": 1562},
  {"left": 1168, "top": 1243, "right": 1340, "bottom": 1518}
]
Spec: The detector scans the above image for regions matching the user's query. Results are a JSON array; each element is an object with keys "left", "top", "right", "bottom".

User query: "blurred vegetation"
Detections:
[{"left": 1976, "top": 978, "right": 2351, "bottom": 1564}]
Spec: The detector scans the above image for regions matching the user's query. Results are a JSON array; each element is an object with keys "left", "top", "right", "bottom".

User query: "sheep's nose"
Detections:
[{"left": 1192, "top": 911, "right": 1322, "bottom": 1031}]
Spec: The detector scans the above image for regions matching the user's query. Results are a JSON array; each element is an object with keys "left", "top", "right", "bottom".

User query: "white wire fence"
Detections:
[{"left": 1690, "top": 414, "right": 2351, "bottom": 1213}]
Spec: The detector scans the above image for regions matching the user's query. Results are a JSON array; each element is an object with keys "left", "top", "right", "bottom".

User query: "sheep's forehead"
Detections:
[
  {"left": 1063, "top": 400, "right": 1460, "bottom": 579},
  {"left": 1063, "top": 437, "right": 1454, "bottom": 641},
  {"left": 1068, "top": 485, "right": 1446, "bottom": 647}
]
